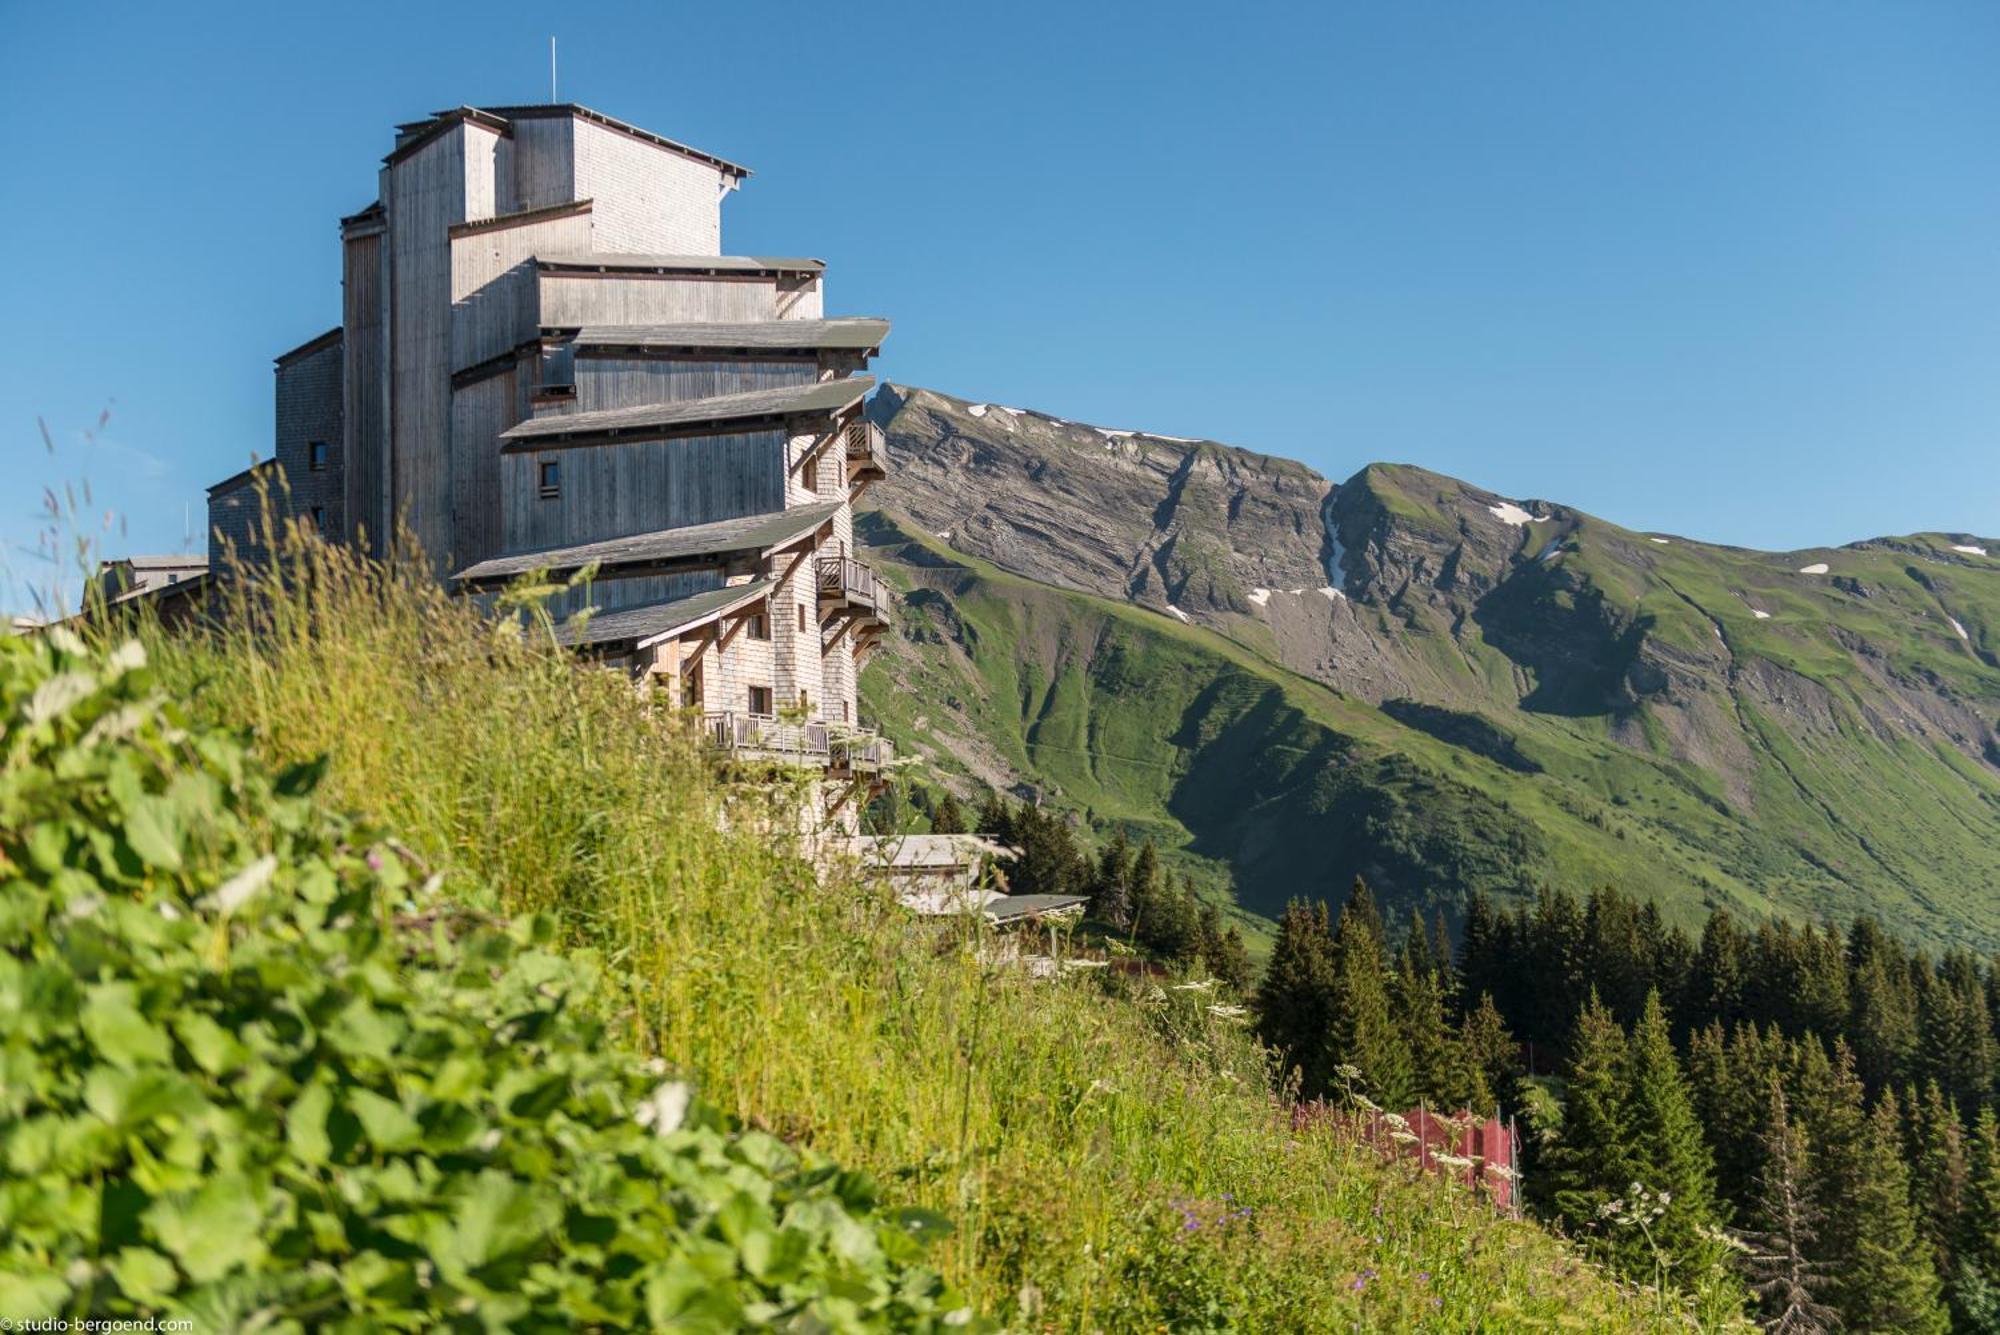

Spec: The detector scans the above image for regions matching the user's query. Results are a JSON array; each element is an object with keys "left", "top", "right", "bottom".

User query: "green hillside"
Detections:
[
  {"left": 859, "top": 480, "right": 2000, "bottom": 951},
  {"left": 0, "top": 540, "right": 1694, "bottom": 1330}
]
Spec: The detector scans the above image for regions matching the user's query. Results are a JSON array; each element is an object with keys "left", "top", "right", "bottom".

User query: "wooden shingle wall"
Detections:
[
  {"left": 275, "top": 339, "right": 345, "bottom": 542},
  {"left": 571, "top": 117, "right": 726, "bottom": 255}
]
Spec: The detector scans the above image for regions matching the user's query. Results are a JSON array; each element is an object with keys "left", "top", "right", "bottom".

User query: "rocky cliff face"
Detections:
[{"left": 862, "top": 384, "right": 2000, "bottom": 947}]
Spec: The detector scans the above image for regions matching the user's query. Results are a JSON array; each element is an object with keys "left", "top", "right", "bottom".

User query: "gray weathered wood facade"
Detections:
[{"left": 204, "top": 102, "right": 894, "bottom": 827}]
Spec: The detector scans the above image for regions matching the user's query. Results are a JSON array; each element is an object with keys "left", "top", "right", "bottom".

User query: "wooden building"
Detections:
[{"left": 204, "top": 103, "right": 894, "bottom": 828}]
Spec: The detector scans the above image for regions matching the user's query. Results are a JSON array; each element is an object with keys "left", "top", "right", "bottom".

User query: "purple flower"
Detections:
[
  {"left": 1417, "top": 1271, "right": 1431, "bottom": 1283},
  {"left": 1351, "top": 1277, "right": 1367, "bottom": 1291}
]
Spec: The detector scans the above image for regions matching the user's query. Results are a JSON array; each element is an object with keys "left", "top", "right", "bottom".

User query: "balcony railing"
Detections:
[
  {"left": 845, "top": 419, "right": 888, "bottom": 485},
  {"left": 817, "top": 556, "right": 884, "bottom": 614},
  {"left": 701, "top": 712, "right": 893, "bottom": 775},
  {"left": 702, "top": 711, "right": 828, "bottom": 763}
]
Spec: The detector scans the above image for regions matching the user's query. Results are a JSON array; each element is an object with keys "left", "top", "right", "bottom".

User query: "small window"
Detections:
[
  {"left": 799, "top": 689, "right": 810, "bottom": 711},
  {"left": 308, "top": 441, "right": 329, "bottom": 471},
  {"left": 309, "top": 505, "right": 325, "bottom": 532},
  {"left": 842, "top": 700, "right": 850, "bottom": 722},
  {"left": 748, "top": 685, "right": 773, "bottom": 716},
  {"left": 540, "top": 342, "right": 575, "bottom": 394},
  {"left": 747, "top": 611, "right": 769, "bottom": 641},
  {"left": 797, "top": 604, "right": 808, "bottom": 633},
  {"left": 538, "top": 459, "right": 561, "bottom": 499}
]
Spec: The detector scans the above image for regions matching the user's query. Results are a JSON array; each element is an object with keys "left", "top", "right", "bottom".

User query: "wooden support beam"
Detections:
[
  {"left": 825, "top": 779, "right": 862, "bottom": 821},
  {"left": 716, "top": 599, "right": 763, "bottom": 654}
]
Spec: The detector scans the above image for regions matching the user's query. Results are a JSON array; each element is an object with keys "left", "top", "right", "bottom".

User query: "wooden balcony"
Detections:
[
  {"left": 845, "top": 419, "right": 887, "bottom": 487},
  {"left": 817, "top": 556, "right": 886, "bottom": 619},
  {"left": 701, "top": 711, "right": 893, "bottom": 775}
]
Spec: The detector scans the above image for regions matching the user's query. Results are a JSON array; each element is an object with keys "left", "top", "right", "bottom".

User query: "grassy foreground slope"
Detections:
[{"left": 109, "top": 545, "right": 1685, "bottom": 1330}]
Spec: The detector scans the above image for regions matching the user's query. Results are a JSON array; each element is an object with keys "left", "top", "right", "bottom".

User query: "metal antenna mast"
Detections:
[{"left": 550, "top": 37, "right": 558, "bottom": 102}]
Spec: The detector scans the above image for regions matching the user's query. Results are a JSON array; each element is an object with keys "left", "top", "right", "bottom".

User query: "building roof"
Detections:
[
  {"left": 838, "top": 834, "right": 1019, "bottom": 870},
  {"left": 206, "top": 458, "right": 279, "bottom": 497},
  {"left": 274, "top": 326, "right": 343, "bottom": 369},
  {"left": 534, "top": 253, "right": 823, "bottom": 277},
  {"left": 554, "top": 578, "right": 775, "bottom": 649},
  {"left": 115, "top": 555, "right": 209, "bottom": 572},
  {"left": 472, "top": 104, "right": 751, "bottom": 179},
  {"left": 455, "top": 500, "right": 840, "bottom": 587},
  {"left": 498, "top": 377, "right": 873, "bottom": 450},
  {"left": 571, "top": 318, "right": 890, "bottom": 356},
  {"left": 985, "top": 894, "right": 1089, "bottom": 924}
]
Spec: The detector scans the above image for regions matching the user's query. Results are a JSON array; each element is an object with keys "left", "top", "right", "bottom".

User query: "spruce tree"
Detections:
[
  {"left": 1457, "top": 992, "right": 1517, "bottom": 1116},
  {"left": 1789, "top": 1037, "right": 1872, "bottom": 1316},
  {"left": 1740, "top": 1080, "right": 1837, "bottom": 1335},
  {"left": 1958, "top": 1107, "right": 2000, "bottom": 1327},
  {"left": 1842, "top": 1089, "right": 1949, "bottom": 1333},
  {"left": 1692, "top": 909, "right": 1748, "bottom": 1033},
  {"left": 1087, "top": 830, "right": 1133, "bottom": 931},
  {"left": 1624, "top": 989, "right": 1737, "bottom": 1300},
  {"left": 1908, "top": 1080, "right": 1967, "bottom": 1285},
  {"left": 1206, "top": 923, "right": 1254, "bottom": 995},
  {"left": 1543, "top": 990, "right": 1636, "bottom": 1245},
  {"left": 1126, "top": 840, "right": 1162, "bottom": 942},
  {"left": 1330, "top": 885, "right": 1412, "bottom": 1108},
  {"left": 930, "top": 791, "right": 967, "bottom": 835},
  {"left": 974, "top": 791, "right": 1011, "bottom": 838},
  {"left": 1254, "top": 900, "right": 1338, "bottom": 1098},
  {"left": 1393, "top": 909, "right": 1456, "bottom": 1108}
]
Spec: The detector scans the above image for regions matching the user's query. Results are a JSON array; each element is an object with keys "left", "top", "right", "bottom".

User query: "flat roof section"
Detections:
[
  {"left": 570, "top": 318, "right": 889, "bottom": 356},
  {"left": 455, "top": 500, "right": 840, "bottom": 587},
  {"left": 554, "top": 578, "right": 776, "bottom": 649},
  {"left": 498, "top": 377, "right": 872, "bottom": 450}
]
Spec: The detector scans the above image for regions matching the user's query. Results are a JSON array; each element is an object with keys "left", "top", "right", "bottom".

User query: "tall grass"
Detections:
[{"left": 130, "top": 528, "right": 1723, "bottom": 1330}]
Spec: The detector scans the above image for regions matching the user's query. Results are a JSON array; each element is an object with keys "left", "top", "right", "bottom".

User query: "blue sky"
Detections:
[{"left": 5, "top": 2, "right": 1998, "bottom": 611}]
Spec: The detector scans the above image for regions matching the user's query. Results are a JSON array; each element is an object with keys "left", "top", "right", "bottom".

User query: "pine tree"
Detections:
[
  {"left": 1330, "top": 884, "right": 1412, "bottom": 1108},
  {"left": 1740, "top": 1080, "right": 1837, "bottom": 1335},
  {"left": 1958, "top": 1107, "right": 2000, "bottom": 1328},
  {"left": 1788, "top": 1037, "right": 1872, "bottom": 1317},
  {"left": 1692, "top": 909, "right": 1748, "bottom": 1033},
  {"left": 1457, "top": 992, "right": 1517, "bottom": 1115},
  {"left": 1543, "top": 990, "right": 1636, "bottom": 1245},
  {"left": 1126, "top": 840, "right": 1162, "bottom": 942},
  {"left": 1254, "top": 900, "right": 1338, "bottom": 1098},
  {"left": 974, "top": 791, "right": 1011, "bottom": 838},
  {"left": 929, "top": 791, "right": 966, "bottom": 835},
  {"left": 1907, "top": 1081, "right": 1967, "bottom": 1285},
  {"left": 1087, "top": 830, "right": 1133, "bottom": 930},
  {"left": 1842, "top": 1089, "right": 1949, "bottom": 1333},
  {"left": 1393, "top": 909, "right": 1456, "bottom": 1107},
  {"left": 1205, "top": 923, "right": 1254, "bottom": 995},
  {"left": 1624, "top": 989, "right": 1737, "bottom": 1300}
]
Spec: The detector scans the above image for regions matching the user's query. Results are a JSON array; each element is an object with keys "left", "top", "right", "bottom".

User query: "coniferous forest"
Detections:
[
  {"left": 1257, "top": 877, "right": 2000, "bottom": 1332},
  {"left": 968, "top": 794, "right": 1994, "bottom": 1330}
]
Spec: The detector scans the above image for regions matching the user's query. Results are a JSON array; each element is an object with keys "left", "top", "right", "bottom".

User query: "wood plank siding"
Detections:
[{"left": 212, "top": 103, "right": 886, "bottom": 823}]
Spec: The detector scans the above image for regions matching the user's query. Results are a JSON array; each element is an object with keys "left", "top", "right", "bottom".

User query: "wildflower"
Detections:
[
  {"left": 1382, "top": 1112, "right": 1411, "bottom": 1131},
  {"left": 1485, "top": 1162, "right": 1518, "bottom": 1181},
  {"left": 1389, "top": 1130, "right": 1419, "bottom": 1144},
  {"left": 1207, "top": 1003, "right": 1249, "bottom": 1020},
  {"left": 212, "top": 854, "right": 278, "bottom": 914},
  {"left": 1417, "top": 1271, "right": 1431, "bottom": 1283},
  {"left": 1433, "top": 1153, "right": 1475, "bottom": 1171},
  {"left": 1171, "top": 978, "right": 1217, "bottom": 991},
  {"left": 634, "top": 1080, "right": 692, "bottom": 1136}
]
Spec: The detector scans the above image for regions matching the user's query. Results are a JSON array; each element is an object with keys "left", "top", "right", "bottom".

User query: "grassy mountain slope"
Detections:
[
  {"left": 863, "top": 387, "right": 2000, "bottom": 950},
  {"left": 98, "top": 537, "right": 1683, "bottom": 1330}
]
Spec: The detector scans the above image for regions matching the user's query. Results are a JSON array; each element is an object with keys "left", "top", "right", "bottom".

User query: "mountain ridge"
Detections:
[{"left": 859, "top": 384, "right": 2000, "bottom": 950}]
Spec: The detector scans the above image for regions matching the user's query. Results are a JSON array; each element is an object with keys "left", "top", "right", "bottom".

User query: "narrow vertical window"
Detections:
[
  {"left": 308, "top": 441, "right": 329, "bottom": 471},
  {"left": 538, "top": 459, "right": 561, "bottom": 499}
]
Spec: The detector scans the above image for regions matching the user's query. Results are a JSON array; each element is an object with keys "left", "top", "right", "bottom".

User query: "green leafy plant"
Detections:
[{"left": 0, "top": 628, "right": 975, "bottom": 1330}]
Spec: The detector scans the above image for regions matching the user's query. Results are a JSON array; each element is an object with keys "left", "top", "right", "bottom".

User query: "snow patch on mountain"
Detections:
[
  {"left": 1248, "top": 587, "right": 1272, "bottom": 607},
  {"left": 1650, "top": 538, "right": 1670, "bottom": 545},
  {"left": 1752, "top": 610, "right": 1772, "bottom": 620},
  {"left": 967, "top": 404, "right": 987, "bottom": 418},
  {"left": 1488, "top": 501, "right": 1549, "bottom": 527},
  {"left": 1953, "top": 545, "right": 1989, "bottom": 556},
  {"left": 1798, "top": 563, "right": 1829, "bottom": 575},
  {"left": 1951, "top": 617, "right": 1970, "bottom": 641},
  {"left": 1167, "top": 605, "right": 1190, "bottom": 624}
]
